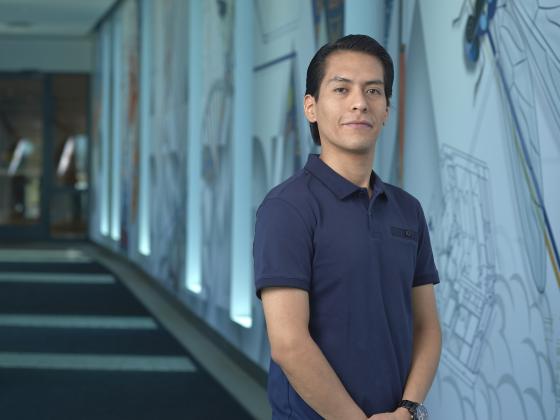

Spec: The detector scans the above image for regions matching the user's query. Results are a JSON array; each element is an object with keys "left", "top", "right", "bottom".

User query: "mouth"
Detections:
[{"left": 342, "top": 121, "right": 373, "bottom": 129}]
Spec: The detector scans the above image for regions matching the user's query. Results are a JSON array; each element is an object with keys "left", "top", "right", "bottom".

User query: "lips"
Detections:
[{"left": 342, "top": 121, "right": 373, "bottom": 128}]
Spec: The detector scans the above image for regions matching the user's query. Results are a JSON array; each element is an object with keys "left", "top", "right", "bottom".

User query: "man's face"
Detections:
[{"left": 304, "top": 51, "right": 389, "bottom": 155}]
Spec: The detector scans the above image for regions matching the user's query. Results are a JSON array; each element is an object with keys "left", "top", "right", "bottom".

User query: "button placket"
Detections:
[
  {"left": 357, "top": 189, "right": 369, "bottom": 211},
  {"left": 368, "top": 201, "right": 381, "bottom": 239}
]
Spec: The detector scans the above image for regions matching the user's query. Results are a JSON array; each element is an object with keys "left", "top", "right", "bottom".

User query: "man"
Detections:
[{"left": 253, "top": 35, "right": 441, "bottom": 420}]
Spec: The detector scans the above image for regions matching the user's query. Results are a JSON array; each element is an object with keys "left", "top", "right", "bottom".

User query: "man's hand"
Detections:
[{"left": 368, "top": 407, "right": 412, "bottom": 419}]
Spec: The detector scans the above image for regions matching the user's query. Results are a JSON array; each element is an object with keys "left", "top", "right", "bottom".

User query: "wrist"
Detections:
[{"left": 395, "top": 407, "right": 412, "bottom": 419}]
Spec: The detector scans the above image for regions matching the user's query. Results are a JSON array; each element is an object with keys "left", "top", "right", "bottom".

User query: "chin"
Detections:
[
  {"left": 322, "top": 135, "right": 376, "bottom": 155},
  {"left": 342, "top": 138, "right": 375, "bottom": 153},
  {"left": 339, "top": 143, "right": 374, "bottom": 155}
]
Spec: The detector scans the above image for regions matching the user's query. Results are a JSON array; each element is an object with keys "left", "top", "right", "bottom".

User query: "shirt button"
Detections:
[{"left": 405, "top": 230, "right": 411, "bottom": 238}]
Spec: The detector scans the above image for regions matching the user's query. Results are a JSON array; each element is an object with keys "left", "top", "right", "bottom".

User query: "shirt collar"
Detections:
[{"left": 304, "top": 154, "right": 388, "bottom": 200}]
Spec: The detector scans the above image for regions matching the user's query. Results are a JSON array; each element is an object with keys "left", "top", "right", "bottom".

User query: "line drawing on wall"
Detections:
[
  {"left": 435, "top": 144, "right": 497, "bottom": 387},
  {"left": 457, "top": 0, "right": 560, "bottom": 294},
  {"left": 200, "top": 0, "right": 235, "bottom": 310}
]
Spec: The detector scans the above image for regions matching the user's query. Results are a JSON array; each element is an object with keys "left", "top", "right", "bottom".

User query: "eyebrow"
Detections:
[{"left": 327, "top": 75, "right": 384, "bottom": 86}]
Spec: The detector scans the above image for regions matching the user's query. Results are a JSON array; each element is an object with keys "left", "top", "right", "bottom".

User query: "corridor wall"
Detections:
[
  {"left": 390, "top": 2, "right": 560, "bottom": 419},
  {"left": 89, "top": 1, "right": 560, "bottom": 419}
]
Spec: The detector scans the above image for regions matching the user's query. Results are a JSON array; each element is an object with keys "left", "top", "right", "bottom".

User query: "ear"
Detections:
[
  {"left": 303, "top": 94, "right": 317, "bottom": 123},
  {"left": 382, "top": 104, "right": 389, "bottom": 125}
]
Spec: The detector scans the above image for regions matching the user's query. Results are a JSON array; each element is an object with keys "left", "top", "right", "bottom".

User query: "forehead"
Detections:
[{"left": 322, "top": 51, "right": 384, "bottom": 83}]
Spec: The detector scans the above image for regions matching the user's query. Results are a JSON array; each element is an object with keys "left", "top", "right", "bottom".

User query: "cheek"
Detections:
[
  {"left": 317, "top": 102, "right": 341, "bottom": 126},
  {"left": 319, "top": 116, "right": 339, "bottom": 136},
  {"left": 374, "top": 106, "right": 388, "bottom": 123}
]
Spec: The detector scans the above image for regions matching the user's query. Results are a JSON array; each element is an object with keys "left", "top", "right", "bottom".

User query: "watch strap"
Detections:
[{"left": 397, "top": 399, "right": 419, "bottom": 417}]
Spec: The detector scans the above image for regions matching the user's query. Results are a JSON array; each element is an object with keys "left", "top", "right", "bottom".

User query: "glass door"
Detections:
[
  {"left": 50, "top": 74, "right": 89, "bottom": 239},
  {"left": 0, "top": 72, "right": 90, "bottom": 241},
  {"left": 0, "top": 74, "right": 47, "bottom": 240}
]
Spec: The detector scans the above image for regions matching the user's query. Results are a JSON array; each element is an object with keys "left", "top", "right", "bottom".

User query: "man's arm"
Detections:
[
  {"left": 402, "top": 283, "right": 442, "bottom": 403},
  {"left": 262, "top": 287, "right": 367, "bottom": 420},
  {"left": 371, "top": 284, "right": 441, "bottom": 420}
]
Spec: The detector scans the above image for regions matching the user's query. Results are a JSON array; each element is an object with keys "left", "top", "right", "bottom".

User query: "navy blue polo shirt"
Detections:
[{"left": 253, "top": 154, "right": 439, "bottom": 418}]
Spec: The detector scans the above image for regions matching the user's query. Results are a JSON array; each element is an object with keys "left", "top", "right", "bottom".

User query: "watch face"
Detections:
[{"left": 414, "top": 404, "right": 429, "bottom": 420}]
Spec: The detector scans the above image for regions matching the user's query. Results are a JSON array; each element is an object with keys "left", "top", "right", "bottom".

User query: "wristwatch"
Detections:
[{"left": 397, "top": 400, "right": 429, "bottom": 420}]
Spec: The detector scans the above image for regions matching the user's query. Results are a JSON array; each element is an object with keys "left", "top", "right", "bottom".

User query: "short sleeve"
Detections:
[
  {"left": 413, "top": 203, "right": 440, "bottom": 287},
  {"left": 253, "top": 198, "right": 313, "bottom": 299}
]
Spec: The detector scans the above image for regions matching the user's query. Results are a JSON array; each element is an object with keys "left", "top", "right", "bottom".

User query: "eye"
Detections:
[
  {"left": 334, "top": 87, "right": 347, "bottom": 94},
  {"left": 367, "top": 88, "right": 382, "bottom": 95}
]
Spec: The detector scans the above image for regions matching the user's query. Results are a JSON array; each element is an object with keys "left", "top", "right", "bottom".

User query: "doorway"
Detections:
[{"left": 0, "top": 72, "right": 90, "bottom": 241}]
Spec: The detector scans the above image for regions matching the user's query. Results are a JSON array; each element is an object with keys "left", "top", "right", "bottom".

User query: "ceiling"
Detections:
[{"left": 0, "top": 0, "right": 117, "bottom": 36}]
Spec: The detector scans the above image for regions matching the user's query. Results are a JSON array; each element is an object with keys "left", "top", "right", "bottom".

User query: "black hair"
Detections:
[{"left": 305, "top": 34, "right": 394, "bottom": 146}]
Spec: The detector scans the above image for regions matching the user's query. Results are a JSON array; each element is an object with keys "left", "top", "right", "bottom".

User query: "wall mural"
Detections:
[
  {"left": 90, "top": 1, "right": 559, "bottom": 418},
  {"left": 312, "top": 0, "right": 345, "bottom": 45},
  {"left": 147, "top": 0, "right": 188, "bottom": 289},
  {"left": 435, "top": 144, "right": 497, "bottom": 387},
  {"left": 118, "top": 0, "right": 139, "bottom": 252},
  {"left": 125, "top": 1, "right": 140, "bottom": 228},
  {"left": 200, "top": 0, "right": 235, "bottom": 311},
  {"left": 400, "top": 1, "right": 560, "bottom": 419}
]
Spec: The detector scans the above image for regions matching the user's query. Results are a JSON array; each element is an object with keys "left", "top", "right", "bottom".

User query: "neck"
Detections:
[{"left": 319, "top": 146, "right": 375, "bottom": 191}]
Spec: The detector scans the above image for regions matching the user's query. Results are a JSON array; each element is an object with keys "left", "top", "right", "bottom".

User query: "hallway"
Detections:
[{"left": 0, "top": 245, "right": 268, "bottom": 420}]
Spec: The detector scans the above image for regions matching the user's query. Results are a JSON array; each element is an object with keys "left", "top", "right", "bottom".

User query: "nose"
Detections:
[{"left": 350, "top": 90, "right": 368, "bottom": 112}]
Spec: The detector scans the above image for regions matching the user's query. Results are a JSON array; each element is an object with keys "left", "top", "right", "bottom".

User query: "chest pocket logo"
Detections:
[
  {"left": 390, "top": 226, "right": 418, "bottom": 242},
  {"left": 387, "top": 226, "right": 417, "bottom": 283}
]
